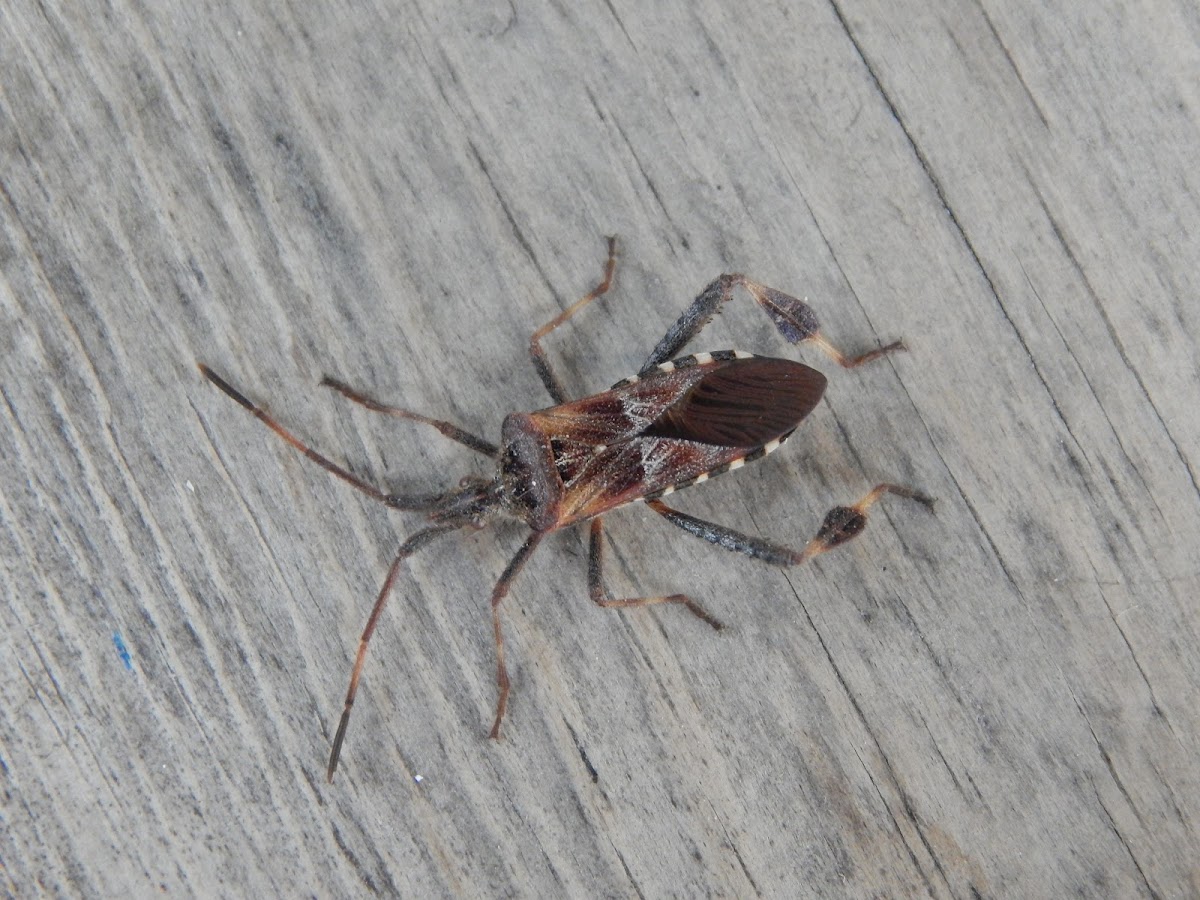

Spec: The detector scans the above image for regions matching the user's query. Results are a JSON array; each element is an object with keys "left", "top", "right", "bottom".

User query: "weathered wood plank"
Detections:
[{"left": 2, "top": 1, "right": 1197, "bottom": 896}]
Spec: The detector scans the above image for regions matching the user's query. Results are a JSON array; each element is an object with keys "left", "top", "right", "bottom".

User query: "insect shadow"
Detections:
[{"left": 198, "top": 237, "right": 934, "bottom": 780}]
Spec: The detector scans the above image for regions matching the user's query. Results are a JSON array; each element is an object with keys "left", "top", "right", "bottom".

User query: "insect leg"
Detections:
[
  {"left": 647, "top": 483, "right": 934, "bottom": 565},
  {"left": 586, "top": 519, "right": 724, "bottom": 629},
  {"left": 321, "top": 375, "right": 498, "bottom": 458},
  {"left": 488, "top": 531, "right": 544, "bottom": 739},
  {"left": 528, "top": 236, "right": 618, "bottom": 403},
  {"left": 327, "top": 523, "right": 459, "bottom": 781},
  {"left": 640, "top": 275, "right": 903, "bottom": 372},
  {"left": 198, "top": 365, "right": 449, "bottom": 511}
]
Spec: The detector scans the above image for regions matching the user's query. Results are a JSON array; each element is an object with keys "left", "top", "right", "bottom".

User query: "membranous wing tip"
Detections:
[{"left": 643, "top": 356, "right": 826, "bottom": 448}]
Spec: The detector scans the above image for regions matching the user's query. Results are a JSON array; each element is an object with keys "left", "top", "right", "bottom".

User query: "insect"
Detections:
[{"left": 198, "top": 237, "right": 933, "bottom": 780}]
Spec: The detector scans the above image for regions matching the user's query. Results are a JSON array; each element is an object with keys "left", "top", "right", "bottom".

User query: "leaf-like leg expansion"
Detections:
[
  {"left": 586, "top": 519, "right": 723, "bottom": 629},
  {"left": 641, "top": 275, "right": 904, "bottom": 372},
  {"left": 647, "top": 483, "right": 934, "bottom": 566},
  {"left": 529, "top": 236, "right": 617, "bottom": 403},
  {"left": 321, "top": 376, "right": 498, "bottom": 458}
]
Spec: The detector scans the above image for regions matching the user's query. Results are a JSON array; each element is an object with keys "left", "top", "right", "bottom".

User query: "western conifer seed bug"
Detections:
[{"left": 198, "top": 237, "right": 934, "bottom": 780}]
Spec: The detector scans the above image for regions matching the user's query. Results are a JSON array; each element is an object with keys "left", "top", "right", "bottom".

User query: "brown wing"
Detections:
[
  {"left": 528, "top": 355, "right": 827, "bottom": 527},
  {"left": 553, "top": 438, "right": 740, "bottom": 526},
  {"left": 643, "top": 357, "right": 826, "bottom": 446}
]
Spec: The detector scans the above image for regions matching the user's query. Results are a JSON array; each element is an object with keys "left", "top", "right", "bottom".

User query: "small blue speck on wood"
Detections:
[{"left": 112, "top": 631, "right": 134, "bottom": 672}]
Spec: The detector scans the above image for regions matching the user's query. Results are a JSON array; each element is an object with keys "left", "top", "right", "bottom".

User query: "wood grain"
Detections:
[{"left": 3, "top": 1, "right": 1197, "bottom": 896}]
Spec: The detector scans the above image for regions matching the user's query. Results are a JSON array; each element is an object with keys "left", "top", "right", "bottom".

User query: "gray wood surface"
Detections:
[{"left": 3, "top": 1, "right": 1197, "bottom": 896}]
